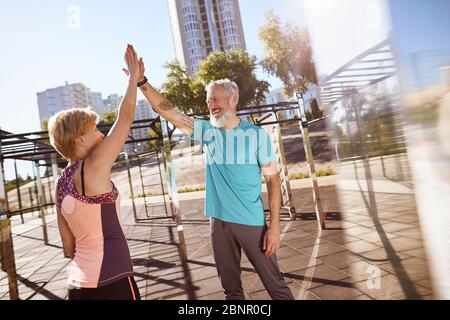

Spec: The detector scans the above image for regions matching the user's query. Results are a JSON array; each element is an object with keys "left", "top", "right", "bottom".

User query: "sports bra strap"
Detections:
[{"left": 81, "top": 161, "right": 86, "bottom": 197}]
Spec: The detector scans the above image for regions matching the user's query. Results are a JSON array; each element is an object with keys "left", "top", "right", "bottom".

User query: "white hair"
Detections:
[{"left": 206, "top": 79, "right": 239, "bottom": 99}]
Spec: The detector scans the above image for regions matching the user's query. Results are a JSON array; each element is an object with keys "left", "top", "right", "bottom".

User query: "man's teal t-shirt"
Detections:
[{"left": 191, "top": 119, "right": 276, "bottom": 226}]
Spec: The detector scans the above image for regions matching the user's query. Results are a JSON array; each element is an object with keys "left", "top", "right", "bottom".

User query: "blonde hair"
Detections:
[{"left": 48, "top": 108, "right": 99, "bottom": 160}]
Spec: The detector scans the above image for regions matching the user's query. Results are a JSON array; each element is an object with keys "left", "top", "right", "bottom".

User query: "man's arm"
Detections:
[
  {"left": 137, "top": 59, "right": 194, "bottom": 136},
  {"left": 262, "top": 160, "right": 281, "bottom": 257}
]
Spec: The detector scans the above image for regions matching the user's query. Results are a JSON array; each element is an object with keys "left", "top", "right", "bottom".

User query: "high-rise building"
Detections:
[
  {"left": 103, "top": 94, "right": 122, "bottom": 112},
  {"left": 37, "top": 82, "right": 122, "bottom": 129},
  {"left": 168, "top": 0, "right": 246, "bottom": 74},
  {"left": 90, "top": 91, "right": 107, "bottom": 116},
  {"left": 37, "top": 82, "right": 92, "bottom": 128},
  {"left": 124, "top": 100, "right": 158, "bottom": 155}
]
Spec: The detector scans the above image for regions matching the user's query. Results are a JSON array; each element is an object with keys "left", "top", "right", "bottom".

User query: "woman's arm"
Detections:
[
  {"left": 56, "top": 205, "right": 75, "bottom": 259},
  {"left": 89, "top": 44, "right": 141, "bottom": 170}
]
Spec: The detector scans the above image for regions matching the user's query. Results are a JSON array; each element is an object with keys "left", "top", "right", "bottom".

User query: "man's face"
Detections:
[{"left": 207, "top": 85, "right": 237, "bottom": 127}]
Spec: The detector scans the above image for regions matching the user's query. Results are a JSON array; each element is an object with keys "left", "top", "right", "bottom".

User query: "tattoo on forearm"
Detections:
[
  {"left": 180, "top": 114, "right": 194, "bottom": 129},
  {"left": 141, "top": 84, "right": 148, "bottom": 91},
  {"left": 157, "top": 101, "right": 174, "bottom": 111}
]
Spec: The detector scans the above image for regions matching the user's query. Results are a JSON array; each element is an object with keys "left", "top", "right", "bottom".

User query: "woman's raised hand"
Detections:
[{"left": 122, "top": 44, "right": 141, "bottom": 83}]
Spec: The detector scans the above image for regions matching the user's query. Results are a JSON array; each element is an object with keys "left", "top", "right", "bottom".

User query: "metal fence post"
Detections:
[
  {"left": 34, "top": 161, "right": 48, "bottom": 245},
  {"left": 295, "top": 92, "right": 327, "bottom": 229},
  {"left": 125, "top": 152, "right": 138, "bottom": 223},
  {"left": 160, "top": 118, "right": 188, "bottom": 261},
  {"left": 0, "top": 133, "right": 19, "bottom": 299}
]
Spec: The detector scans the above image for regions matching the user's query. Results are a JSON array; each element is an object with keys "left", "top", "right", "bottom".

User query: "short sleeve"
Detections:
[
  {"left": 257, "top": 128, "right": 276, "bottom": 166},
  {"left": 190, "top": 119, "right": 211, "bottom": 144}
]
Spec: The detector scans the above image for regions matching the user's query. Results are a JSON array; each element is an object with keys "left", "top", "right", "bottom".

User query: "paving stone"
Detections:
[
  {"left": 345, "top": 226, "right": 376, "bottom": 237},
  {"left": 275, "top": 245, "right": 302, "bottom": 260},
  {"left": 277, "top": 253, "right": 324, "bottom": 273},
  {"left": 322, "top": 233, "right": 359, "bottom": 245},
  {"left": 353, "top": 273, "right": 428, "bottom": 300},
  {"left": 193, "top": 277, "right": 224, "bottom": 298},
  {"left": 310, "top": 284, "right": 362, "bottom": 300},
  {"left": 284, "top": 235, "right": 325, "bottom": 250},
  {"left": 342, "top": 260, "right": 389, "bottom": 283},
  {"left": 379, "top": 257, "right": 431, "bottom": 282},
  {"left": 2, "top": 185, "right": 435, "bottom": 301},
  {"left": 355, "top": 231, "right": 398, "bottom": 243},
  {"left": 188, "top": 266, "right": 218, "bottom": 282},
  {"left": 381, "top": 222, "right": 416, "bottom": 233},
  {"left": 300, "top": 242, "right": 347, "bottom": 258},
  {"left": 319, "top": 252, "right": 361, "bottom": 270},
  {"left": 356, "top": 247, "right": 409, "bottom": 264},
  {"left": 280, "top": 230, "right": 311, "bottom": 241},
  {"left": 345, "top": 240, "right": 380, "bottom": 254},
  {"left": 388, "top": 237, "right": 424, "bottom": 252},
  {"left": 290, "top": 263, "right": 351, "bottom": 290},
  {"left": 242, "top": 273, "right": 267, "bottom": 294},
  {"left": 288, "top": 281, "right": 321, "bottom": 300}
]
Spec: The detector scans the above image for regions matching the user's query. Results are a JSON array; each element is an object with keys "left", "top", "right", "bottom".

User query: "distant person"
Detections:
[
  {"left": 136, "top": 57, "right": 294, "bottom": 300},
  {"left": 48, "top": 44, "right": 142, "bottom": 300}
]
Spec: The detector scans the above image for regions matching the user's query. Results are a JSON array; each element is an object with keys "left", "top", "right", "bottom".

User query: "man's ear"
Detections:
[{"left": 231, "top": 95, "right": 239, "bottom": 108}]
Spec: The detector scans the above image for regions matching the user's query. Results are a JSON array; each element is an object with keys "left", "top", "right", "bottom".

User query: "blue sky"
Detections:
[
  {"left": 0, "top": 0, "right": 393, "bottom": 179},
  {"left": 0, "top": 0, "right": 307, "bottom": 178},
  {"left": 0, "top": 0, "right": 307, "bottom": 134}
]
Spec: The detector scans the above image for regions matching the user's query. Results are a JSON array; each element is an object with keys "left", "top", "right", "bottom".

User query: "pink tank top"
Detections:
[{"left": 56, "top": 161, "right": 133, "bottom": 288}]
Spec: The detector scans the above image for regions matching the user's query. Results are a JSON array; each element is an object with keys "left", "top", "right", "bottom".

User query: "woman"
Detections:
[{"left": 48, "top": 44, "right": 142, "bottom": 300}]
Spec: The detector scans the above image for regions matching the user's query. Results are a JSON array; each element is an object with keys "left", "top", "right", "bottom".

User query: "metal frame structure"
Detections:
[
  {"left": 320, "top": 39, "right": 396, "bottom": 106},
  {"left": 1, "top": 101, "right": 328, "bottom": 299}
]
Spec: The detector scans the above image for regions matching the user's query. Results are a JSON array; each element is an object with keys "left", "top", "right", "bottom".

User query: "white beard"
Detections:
[{"left": 210, "top": 111, "right": 233, "bottom": 128}]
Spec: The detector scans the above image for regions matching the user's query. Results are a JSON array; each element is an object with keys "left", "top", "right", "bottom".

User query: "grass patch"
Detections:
[
  {"left": 178, "top": 186, "right": 206, "bottom": 193},
  {"left": 288, "top": 168, "right": 336, "bottom": 181},
  {"left": 132, "top": 168, "right": 337, "bottom": 199},
  {"left": 132, "top": 186, "right": 206, "bottom": 198}
]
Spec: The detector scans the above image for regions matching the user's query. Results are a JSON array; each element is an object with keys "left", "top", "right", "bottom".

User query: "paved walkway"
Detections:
[{"left": 0, "top": 176, "right": 433, "bottom": 300}]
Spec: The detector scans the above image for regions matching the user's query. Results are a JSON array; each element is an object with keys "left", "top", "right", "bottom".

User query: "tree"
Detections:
[
  {"left": 311, "top": 98, "right": 323, "bottom": 119},
  {"left": 259, "top": 10, "right": 318, "bottom": 97},
  {"left": 161, "top": 61, "right": 206, "bottom": 114},
  {"left": 102, "top": 111, "right": 117, "bottom": 124},
  {"left": 41, "top": 119, "right": 48, "bottom": 131},
  {"left": 161, "top": 50, "right": 269, "bottom": 112},
  {"left": 198, "top": 50, "right": 270, "bottom": 108},
  {"left": 147, "top": 122, "right": 162, "bottom": 150}
]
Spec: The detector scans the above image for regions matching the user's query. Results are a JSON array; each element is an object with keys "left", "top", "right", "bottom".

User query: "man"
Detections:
[{"left": 135, "top": 59, "right": 294, "bottom": 300}]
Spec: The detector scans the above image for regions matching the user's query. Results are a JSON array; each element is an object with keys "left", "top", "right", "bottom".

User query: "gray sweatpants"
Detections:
[{"left": 210, "top": 218, "right": 294, "bottom": 300}]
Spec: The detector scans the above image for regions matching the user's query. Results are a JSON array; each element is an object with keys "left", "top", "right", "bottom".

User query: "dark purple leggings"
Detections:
[{"left": 68, "top": 276, "right": 141, "bottom": 300}]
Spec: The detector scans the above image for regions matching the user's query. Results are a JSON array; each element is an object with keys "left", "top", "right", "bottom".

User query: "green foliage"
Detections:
[
  {"left": 259, "top": 10, "right": 317, "bottom": 97},
  {"left": 147, "top": 122, "right": 162, "bottom": 150},
  {"left": 289, "top": 172, "right": 310, "bottom": 180},
  {"left": 161, "top": 50, "right": 270, "bottom": 113},
  {"left": 198, "top": 50, "right": 270, "bottom": 108},
  {"left": 161, "top": 61, "right": 206, "bottom": 114},
  {"left": 5, "top": 177, "right": 29, "bottom": 193},
  {"left": 288, "top": 168, "right": 336, "bottom": 181},
  {"left": 41, "top": 119, "right": 49, "bottom": 131},
  {"left": 102, "top": 111, "right": 118, "bottom": 124},
  {"left": 177, "top": 186, "right": 206, "bottom": 193},
  {"left": 310, "top": 99, "right": 323, "bottom": 119},
  {"left": 132, "top": 185, "right": 206, "bottom": 198}
]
